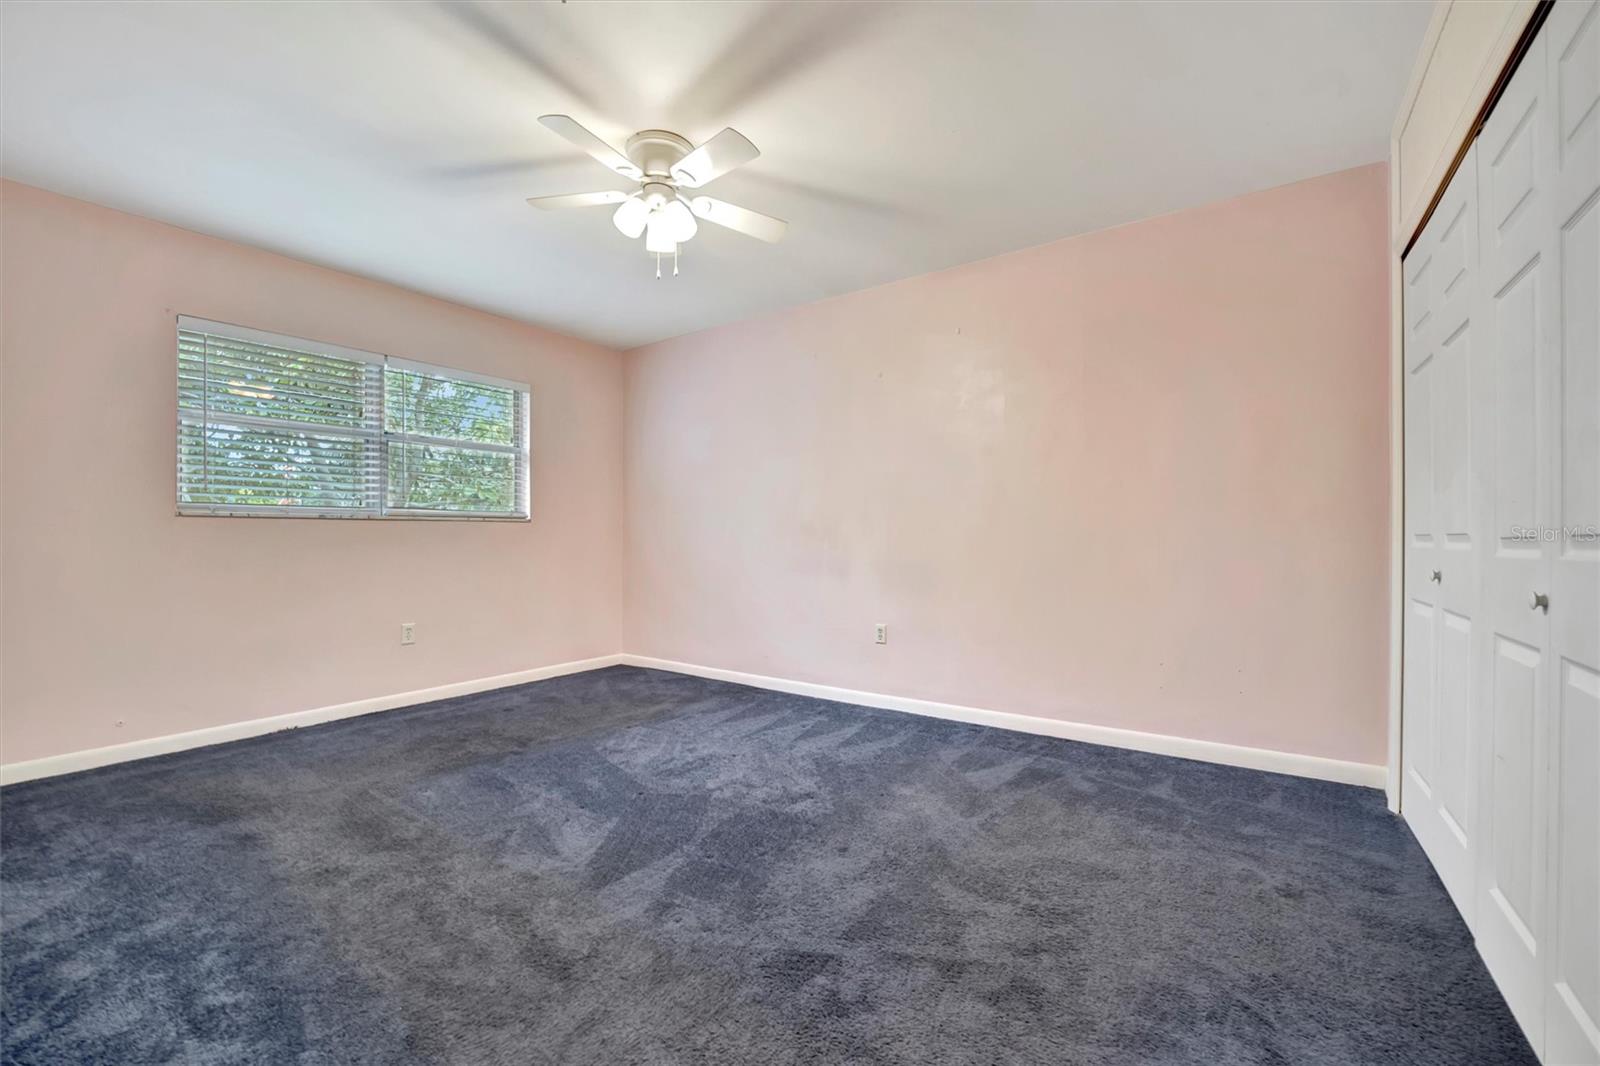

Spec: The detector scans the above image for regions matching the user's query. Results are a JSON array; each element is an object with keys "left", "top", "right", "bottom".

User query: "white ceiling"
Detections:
[{"left": 1, "top": 1, "right": 1431, "bottom": 350}]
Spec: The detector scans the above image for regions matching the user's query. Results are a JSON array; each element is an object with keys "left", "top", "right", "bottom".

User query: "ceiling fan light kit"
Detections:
[{"left": 527, "top": 115, "right": 788, "bottom": 278}]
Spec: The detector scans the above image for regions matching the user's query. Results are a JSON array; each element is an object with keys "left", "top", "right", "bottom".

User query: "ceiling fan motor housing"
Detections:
[{"left": 625, "top": 130, "right": 694, "bottom": 181}]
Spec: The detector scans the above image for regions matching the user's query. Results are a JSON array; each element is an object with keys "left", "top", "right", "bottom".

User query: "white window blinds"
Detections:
[
  {"left": 384, "top": 360, "right": 529, "bottom": 518},
  {"left": 177, "top": 317, "right": 530, "bottom": 519}
]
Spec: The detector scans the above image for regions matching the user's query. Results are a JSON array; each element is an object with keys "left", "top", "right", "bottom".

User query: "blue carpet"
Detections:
[{"left": 2, "top": 666, "right": 1534, "bottom": 1064}]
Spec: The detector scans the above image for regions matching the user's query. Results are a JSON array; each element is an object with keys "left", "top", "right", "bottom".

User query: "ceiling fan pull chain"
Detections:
[
  {"left": 673, "top": 247, "right": 680, "bottom": 277},
  {"left": 655, "top": 251, "right": 661, "bottom": 280}
]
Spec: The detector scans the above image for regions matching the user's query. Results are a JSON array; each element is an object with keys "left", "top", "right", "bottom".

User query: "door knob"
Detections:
[
  {"left": 1430, "top": 569, "right": 1442, "bottom": 583},
  {"left": 1530, "top": 591, "right": 1549, "bottom": 613}
]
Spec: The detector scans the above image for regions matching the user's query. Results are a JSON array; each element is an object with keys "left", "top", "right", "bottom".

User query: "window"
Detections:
[{"left": 177, "top": 317, "right": 529, "bottom": 519}]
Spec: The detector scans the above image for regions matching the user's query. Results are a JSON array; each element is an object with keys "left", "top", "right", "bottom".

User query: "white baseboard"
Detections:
[
  {"left": 0, "top": 654, "right": 626, "bottom": 786},
  {"left": 3, "top": 652, "right": 1385, "bottom": 791},
  {"left": 621, "top": 654, "right": 1387, "bottom": 789}
]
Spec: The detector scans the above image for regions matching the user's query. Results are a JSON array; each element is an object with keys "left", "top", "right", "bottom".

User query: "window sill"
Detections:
[{"left": 176, "top": 508, "right": 531, "bottom": 522}]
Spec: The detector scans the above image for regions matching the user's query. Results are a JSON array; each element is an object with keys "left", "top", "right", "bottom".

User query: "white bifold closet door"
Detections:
[
  {"left": 1403, "top": 3, "right": 1599, "bottom": 1063},
  {"left": 1403, "top": 136, "right": 1481, "bottom": 924},
  {"left": 1541, "top": 4, "right": 1600, "bottom": 1061}
]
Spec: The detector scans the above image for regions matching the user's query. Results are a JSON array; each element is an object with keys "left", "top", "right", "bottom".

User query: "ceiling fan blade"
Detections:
[
  {"left": 537, "top": 115, "right": 642, "bottom": 179},
  {"left": 526, "top": 190, "right": 631, "bottom": 210},
  {"left": 688, "top": 196, "right": 788, "bottom": 243},
  {"left": 670, "top": 128, "right": 760, "bottom": 188}
]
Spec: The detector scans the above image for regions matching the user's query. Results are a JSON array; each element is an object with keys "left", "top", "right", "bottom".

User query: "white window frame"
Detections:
[{"left": 176, "top": 316, "right": 531, "bottom": 521}]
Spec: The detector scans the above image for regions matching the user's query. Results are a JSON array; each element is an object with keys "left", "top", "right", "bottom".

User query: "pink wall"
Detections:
[
  {"left": 0, "top": 182, "right": 625, "bottom": 765},
  {"left": 2, "top": 165, "right": 1391, "bottom": 769},
  {"left": 625, "top": 164, "right": 1392, "bottom": 765}
]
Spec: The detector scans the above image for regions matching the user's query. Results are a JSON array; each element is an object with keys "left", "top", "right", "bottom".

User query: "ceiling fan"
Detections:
[{"left": 527, "top": 115, "right": 788, "bottom": 277}]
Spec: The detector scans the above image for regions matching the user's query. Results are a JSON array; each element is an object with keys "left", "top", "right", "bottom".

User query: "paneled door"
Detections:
[
  {"left": 1474, "top": 23, "right": 1558, "bottom": 1047},
  {"left": 1404, "top": 7, "right": 1600, "bottom": 1060},
  {"left": 1542, "top": 2, "right": 1600, "bottom": 1062},
  {"left": 1403, "top": 139, "right": 1482, "bottom": 921}
]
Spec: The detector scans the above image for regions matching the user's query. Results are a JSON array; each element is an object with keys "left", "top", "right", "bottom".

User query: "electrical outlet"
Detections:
[
  {"left": 875, "top": 623, "right": 888, "bottom": 645},
  {"left": 401, "top": 622, "right": 416, "bottom": 646}
]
